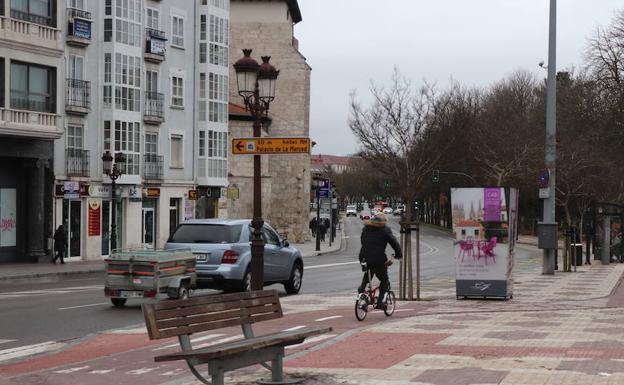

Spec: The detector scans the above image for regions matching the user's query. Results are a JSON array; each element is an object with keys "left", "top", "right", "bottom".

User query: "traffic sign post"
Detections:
[{"left": 232, "top": 137, "right": 311, "bottom": 155}]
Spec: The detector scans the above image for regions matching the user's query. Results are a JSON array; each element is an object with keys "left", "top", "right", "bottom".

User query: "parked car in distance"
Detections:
[
  {"left": 346, "top": 205, "right": 357, "bottom": 217},
  {"left": 165, "top": 219, "right": 303, "bottom": 294},
  {"left": 382, "top": 207, "right": 393, "bottom": 215},
  {"left": 360, "top": 210, "right": 371, "bottom": 220}
]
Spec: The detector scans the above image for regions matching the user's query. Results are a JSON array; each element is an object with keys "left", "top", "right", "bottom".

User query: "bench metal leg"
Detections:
[
  {"left": 257, "top": 349, "right": 302, "bottom": 385},
  {"left": 211, "top": 369, "right": 224, "bottom": 385}
]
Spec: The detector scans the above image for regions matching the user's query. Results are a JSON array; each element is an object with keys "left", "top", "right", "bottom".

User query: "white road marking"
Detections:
[
  {"left": 282, "top": 325, "right": 306, "bottom": 332},
  {"left": 315, "top": 315, "right": 342, "bottom": 322},
  {"left": 161, "top": 369, "right": 186, "bottom": 376},
  {"left": 126, "top": 367, "right": 159, "bottom": 375},
  {"left": 58, "top": 302, "right": 108, "bottom": 311},
  {"left": 89, "top": 369, "right": 115, "bottom": 374},
  {"left": 0, "top": 341, "right": 66, "bottom": 363},
  {"left": 0, "top": 339, "right": 15, "bottom": 345},
  {"left": 193, "top": 336, "right": 241, "bottom": 349},
  {"left": 110, "top": 327, "right": 147, "bottom": 334},
  {"left": 152, "top": 334, "right": 224, "bottom": 351},
  {"left": 54, "top": 365, "right": 90, "bottom": 374},
  {"left": 393, "top": 309, "right": 417, "bottom": 313},
  {"left": 306, "top": 261, "right": 358, "bottom": 270},
  {"left": 286, "top": 334, "right": 335, "bottom": 349}
]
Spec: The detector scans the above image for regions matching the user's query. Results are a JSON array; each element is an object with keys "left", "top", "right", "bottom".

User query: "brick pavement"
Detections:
[{"left": 2, "top": 256, "right": 624, "bottom": 385}]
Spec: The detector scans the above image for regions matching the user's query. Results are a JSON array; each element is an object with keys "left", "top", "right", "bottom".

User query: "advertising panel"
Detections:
[
  {"left": 452, "top": 187, "right": 518, "bottom": 299},
  {"left": 0, "top": 189, "right": 17, "bottom": 247},
  {"left": 73, "top": 18, "right": 92, "bottom": 39}
]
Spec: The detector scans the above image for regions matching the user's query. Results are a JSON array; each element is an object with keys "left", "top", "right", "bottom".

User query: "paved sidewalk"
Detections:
[
  {"left": 294, "top": 221, "right": 343, "bottom": 257},
  {"left": 0, "top": 260, "right": 105, "bottom": 283},
  {"left": 176, "top": 260, "right": 624, "bottom": 385}
]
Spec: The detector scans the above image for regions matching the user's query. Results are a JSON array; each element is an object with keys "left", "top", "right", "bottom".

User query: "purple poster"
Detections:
[{"left": 483, "top": 188, "right": 502, "bottom": 222}]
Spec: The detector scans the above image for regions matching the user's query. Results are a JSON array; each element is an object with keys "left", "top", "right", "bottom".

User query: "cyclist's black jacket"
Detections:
[{"left": 358, "top": 224, "right": 402, "bottom": 266}]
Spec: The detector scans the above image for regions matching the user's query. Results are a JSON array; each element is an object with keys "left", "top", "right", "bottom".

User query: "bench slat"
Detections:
[
  {"left": 156, "top": 308, "right": 242, "bottom": 329},
  {"left": 154, "top": 326, "right": 332, "bottom": 362},
  {"left": 150, "top": 290, "right": 276, "bottom": 311},
  {"left": 153, "top": 294, "right": 279, "bottom": 320}
]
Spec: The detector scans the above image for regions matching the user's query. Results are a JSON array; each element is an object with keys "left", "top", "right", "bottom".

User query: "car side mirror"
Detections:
[{"left": 283, "top": 240, "right": 290, "bottom": 248}]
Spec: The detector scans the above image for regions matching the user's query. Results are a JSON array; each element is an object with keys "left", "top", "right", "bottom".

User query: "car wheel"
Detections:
[
  {"left": 111, "top": 298, "right": 127, "bottom": 307},
  {"left": 284, "top": 262, "right": 303, "bottom": 295},
  {"left": 240, "top": 268, "right": 252, "bottom": 292}
]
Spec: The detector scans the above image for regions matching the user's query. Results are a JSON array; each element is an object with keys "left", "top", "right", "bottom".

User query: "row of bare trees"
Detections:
[{"left": 343, "top": 10, "right": 624, "bottom": 233}]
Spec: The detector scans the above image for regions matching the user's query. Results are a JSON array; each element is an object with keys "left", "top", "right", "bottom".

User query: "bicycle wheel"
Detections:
[
  {"left": 355, "top": 295, "right": 369, "bottom": 321},
  {"left": 384, "top": 291, "right": 396, "bottom": 316}
]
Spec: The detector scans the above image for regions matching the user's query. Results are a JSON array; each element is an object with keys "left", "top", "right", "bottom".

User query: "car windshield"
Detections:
[
  {"left": 169, "top": 224, "right": 243, "bottom": 244},
  {"left": 347, "top": 205, "right": 356, "bottom": 210}
]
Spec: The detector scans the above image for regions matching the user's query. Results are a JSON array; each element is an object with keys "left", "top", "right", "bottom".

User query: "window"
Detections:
[
  {"left": 262, "top": 226, "right": 280, "bottom": 246},
  {"left": 103, "top": 54, "right": 112, "bottom": 107},
  {"left": 104, "top": 18, "right": 112, "bottom": 41},
  {"left": 199, "top": 73, "right": 206, "bottom": 98},
  {"left": 209, "top": 44, "right": 228, "bottom": 67},
  {"left": 146, "top": 70, "right": 158, "bottom": 93},
  {"left": 199, "top": 43, "right": 206, "bottom": 63},
  {"left": 205, "top": 130, "right": 227, "bottom": 178},
  {"left": 105, "top": 0, "right": 111, "bottom": 15},
  {"left": 200, "top": 15, "right": 206, "bottom": 40},
  {"left": 114, "top": 53, "right": 141, "bottom": 111},
  {"left": 67, "top": 0, "right": 84, "bottom": 9},
  {"left": 104, "top": 120, "right": 111, "bottom": 150},
  {"left": 170, "top": 134, "right": 183, "bottom": 168},
  {"left": 146, "top": 8, "right": 159, "bottom": 29},
  {"left": 145, "top": 132, "right": 158, "bottom": 155},
  {"left": 171, "top": 76, "right": 183, "bottom": 107},
  {"left": 11, "top": 0, "right": 52, "bottom": 26},
  {"left": 172, "top": 15, "right": 184, "bottom": 47},
  {"left": 67, "top": 55, "right": 84, "bottom": 80},
  {"left": 207, "top": 73, "right": 228, "bottom": 123},
  {"left": 169, "top": 199, "right": 180, "bottom": 238},
  {"left": 114, "top": 0, "right": 141, "bottom": 47},
  {"left": 112, "top": 120, "right": 140, "bottom": 175},
  {"left": 67, "top": 124, "right": 83, "bottom": 149},
  {"left": 210, "top": 0, "right": 229, "bottom": 10},
  {"left": 199, "top": 131, "right": 205, "bottom": 157},
  {"left": 10, "top": 61, "right": 55, "bottom": 113}
]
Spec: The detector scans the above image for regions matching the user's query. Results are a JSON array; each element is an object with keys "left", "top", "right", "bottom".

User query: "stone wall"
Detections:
[{"left": 229, "top": 8, "right": 311, "bottom": 243}]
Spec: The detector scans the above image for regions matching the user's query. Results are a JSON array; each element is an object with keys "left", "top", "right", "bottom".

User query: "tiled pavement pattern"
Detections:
[{"left": 188, "top": 262, "right": 624, "bottom": 385}]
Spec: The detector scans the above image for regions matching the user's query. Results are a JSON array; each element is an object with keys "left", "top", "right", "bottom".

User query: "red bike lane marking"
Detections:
[{"left": 0, "top": 301, "right": 434, "bottom": 381}]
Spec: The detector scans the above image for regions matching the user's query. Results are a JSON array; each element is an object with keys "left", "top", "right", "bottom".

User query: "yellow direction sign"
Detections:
[{"left": 232, "top": 137, "right": 311, "bottom": 155}]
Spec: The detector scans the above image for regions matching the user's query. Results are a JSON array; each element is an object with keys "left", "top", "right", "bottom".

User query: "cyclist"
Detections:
[{"left": 357, "top": 213, "right": 402, "bottom": 309}]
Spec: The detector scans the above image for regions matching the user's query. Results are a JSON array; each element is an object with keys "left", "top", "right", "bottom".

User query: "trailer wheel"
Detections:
[
  {"left": 111, "top": 298, "right": 127, "bottom": 307},
  {"left": 178, "top": 284, "right": 190, "bottom": 300}
]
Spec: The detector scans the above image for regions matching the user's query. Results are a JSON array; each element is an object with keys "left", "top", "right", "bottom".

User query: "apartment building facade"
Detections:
[
  {"left": 0, "top": 0, "right": 64, "bottom": 262},
  {"left": 50, "top": 0, "right": 230, "bottom": 261}
]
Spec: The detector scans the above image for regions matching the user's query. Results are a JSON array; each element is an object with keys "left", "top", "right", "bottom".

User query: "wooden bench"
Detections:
[{"left": 142, "top": 290, "right": 332, "bottom": 385}]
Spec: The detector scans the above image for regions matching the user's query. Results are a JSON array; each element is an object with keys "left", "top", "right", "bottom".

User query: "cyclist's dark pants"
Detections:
[{"left": 358, "top": 264, "right": 389, "bottom": 304}]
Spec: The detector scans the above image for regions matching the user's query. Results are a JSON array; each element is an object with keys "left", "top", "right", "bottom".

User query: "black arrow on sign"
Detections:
[{"left": 235, "top": 141, "right": 245, "bottom": 152}]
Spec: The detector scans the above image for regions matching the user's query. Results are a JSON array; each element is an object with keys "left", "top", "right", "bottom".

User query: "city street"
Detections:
[{"left": 0, "top": 215, "right": 539, "bottom": 362}]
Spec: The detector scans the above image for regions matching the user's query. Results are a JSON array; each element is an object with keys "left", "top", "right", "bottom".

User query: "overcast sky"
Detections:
[{"left": 294, "top": 0, "right": 623, "bottom": 156}]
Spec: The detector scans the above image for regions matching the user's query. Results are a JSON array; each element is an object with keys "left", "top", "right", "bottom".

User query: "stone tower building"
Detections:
[{"left": 228, "top": 0, "right": 311, "bottom": 242}]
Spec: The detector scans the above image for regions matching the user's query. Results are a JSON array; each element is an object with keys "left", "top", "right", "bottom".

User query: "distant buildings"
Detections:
[{"left": 311, "top": 154, "right": 353, "bottom": 174}]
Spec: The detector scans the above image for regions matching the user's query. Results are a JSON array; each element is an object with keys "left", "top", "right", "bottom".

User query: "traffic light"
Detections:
[{"left": 432, "top": 170, "right": 440, "bottom": 183}]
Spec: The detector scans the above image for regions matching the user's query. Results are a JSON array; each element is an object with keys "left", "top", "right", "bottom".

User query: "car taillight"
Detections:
[{"left": 221, "top": 250, "right": 239, "bottom": 264}]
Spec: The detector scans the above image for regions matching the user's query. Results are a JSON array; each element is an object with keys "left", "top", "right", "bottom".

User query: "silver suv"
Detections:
[{"left": 165, "top": 219, "right": 303, "bottom": 294}]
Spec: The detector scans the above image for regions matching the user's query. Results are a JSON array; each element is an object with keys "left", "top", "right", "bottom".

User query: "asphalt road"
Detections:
[{"left": 0, "top": 215, "right": 538, "bottom": 354}]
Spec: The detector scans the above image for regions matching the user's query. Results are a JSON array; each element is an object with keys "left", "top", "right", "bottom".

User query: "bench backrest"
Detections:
[{"left": 142, "top": 290, "right": 283, "bottom": 340}]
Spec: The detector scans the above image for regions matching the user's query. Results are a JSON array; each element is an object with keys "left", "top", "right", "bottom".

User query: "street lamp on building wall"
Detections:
[
  {"left": 102, "top": 150, "right": 126, "bottom": 251},
  {"left": 233, "top": 49, "right": 279, "bottom": 291}
]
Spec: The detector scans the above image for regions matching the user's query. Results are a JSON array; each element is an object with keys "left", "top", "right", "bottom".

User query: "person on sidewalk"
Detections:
[
  {"left": 309, "top": 217, "right": 317, "bottom": 237},
  {"left": 357, "top": 213, "right": 402, "bottom": 309},
  {"left": 318, "top": 220, "right": 327, "bottom": 242},
  {"left": 53, "top": 224, "right": 67, "bottom": 264}
]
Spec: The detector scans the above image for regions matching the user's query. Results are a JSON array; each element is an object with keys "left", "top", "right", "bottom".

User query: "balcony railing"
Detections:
[
  {"left": 143, "top": 154, "right": 163, "bottom": 180},
  {"left": 10, "top": 93, "right": 54, "bottom": 113},
  {"left": 10, "top": 9, "right": 52, "bottom": 27},
  {"left": 67, "top": 8, "right": 92, "bottom": 45},
  {"left": 144, "top": 28, "right": 166, "bottom": 62},
  {"left": 65, "top": 79, "right": 90, "bottom": 114},
  {"left": 144, "top": 91, "right": 164, "bottom": 124},
  {"left": 66, "top": 148, "right": 90, "bottom": 177}
]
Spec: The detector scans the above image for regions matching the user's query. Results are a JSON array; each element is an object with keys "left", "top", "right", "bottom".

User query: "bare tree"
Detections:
[{"left": 349, "top": 68, "right": 446, "bottom": 217}]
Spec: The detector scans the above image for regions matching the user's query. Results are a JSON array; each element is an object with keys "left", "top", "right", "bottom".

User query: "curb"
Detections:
[{"left": 0, "top": 267, "right": 105, "bottom": 284}]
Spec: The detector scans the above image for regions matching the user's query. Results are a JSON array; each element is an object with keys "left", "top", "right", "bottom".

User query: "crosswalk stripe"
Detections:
[
  {"left": 90, "top": 369, "right": 115, "bottom": 374},
  {"left": 0, "top": 341, "right": 66, "bottom": 363},
  {"left": 126, "top": 367, "right": 159, "bottom": 375}
]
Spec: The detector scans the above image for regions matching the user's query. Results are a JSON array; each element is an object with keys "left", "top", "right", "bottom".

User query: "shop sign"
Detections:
[
  {"left": 64, "top": 181, "right": 80, "bottom": 199},
  {"left": 227, "top": 187, "right": 240, "bottom": 200},
  {"left": 73, "top": 18, "right": 92, "bottom": 39},
  {"left": 188, "top": 190, "right": 198, "bottom": 200},
  {"left": 128, "top": 186, "right": 141, "bottom": 201},
  {"left": 184, "top": 199, "right": 194, "bottom": 221},
  {"left": 88, "top": 199, "right": 101, "bottom": 236},
  {"left": 143, "top": 188, "right": 161, "bottom": 198},
  {"left": 87, "top": 185, "right": 112, "bottom": 198}
]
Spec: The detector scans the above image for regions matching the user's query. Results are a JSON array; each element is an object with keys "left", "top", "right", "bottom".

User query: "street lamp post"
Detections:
[
  {"left": 314, "top": 178, "right": 322, "bottom": 252},
  {"left": 233, "top": 49, "right": 279, "bottom": 291},
  {"left": 102, "top": 151, "right": 126, "bottom": 251}
]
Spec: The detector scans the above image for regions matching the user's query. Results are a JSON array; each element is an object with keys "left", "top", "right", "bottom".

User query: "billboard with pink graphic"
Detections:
[{"left": 451, "top": 187, "right": 518, "bottom": 299}]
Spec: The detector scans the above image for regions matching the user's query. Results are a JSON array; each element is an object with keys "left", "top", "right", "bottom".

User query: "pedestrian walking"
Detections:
[
  {"left": 53, "top": 224, "right": 67, "bottom": 264},
  {"left": 319, "top": 220, "right": 327, "bottom": 242},
  {"left": 309, "top": 217, "right": 317, "bottom": 237}
]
